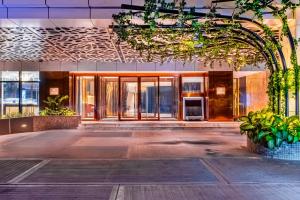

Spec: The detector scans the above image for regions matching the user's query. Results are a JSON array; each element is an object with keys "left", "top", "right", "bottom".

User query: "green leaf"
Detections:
[
  {"left": 282, "top": 131, "right": 288, "bottom": 139},
  {"left": 287, "top": 135, "right": 294, "bottom": 143},
  {"left": 267, "top": 139, "right": 275, "bottom": 149},
  {"left": 275, "top": 137, "right": 283, "bottom": 147},
  {"left": 240, "top": 124, "right": 255, "bottom": 130},
  {"left": 258, "top": 131, "right": 268, "bottom": 140},
  {"left": 293, "top": 136, "right": 299, "bottom": 143},
  {"left": 266, "top": 135, "right": 273, "bottom": 142},
  {"left": 239, "top": 116, "right": 249, "bottom": 122}
]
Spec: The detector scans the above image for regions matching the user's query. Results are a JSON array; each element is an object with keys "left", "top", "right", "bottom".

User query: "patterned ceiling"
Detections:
[{"left": 0, "top": 23, "right": 279, "bottom": 63}]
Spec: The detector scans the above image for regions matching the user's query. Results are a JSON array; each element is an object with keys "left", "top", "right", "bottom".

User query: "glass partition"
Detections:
[{"left": 120, "top": 77, "right": 138, "bottom": 120}]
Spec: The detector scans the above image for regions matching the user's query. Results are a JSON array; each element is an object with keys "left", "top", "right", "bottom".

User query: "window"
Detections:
[
  {"left": 21, "top": 71, "right": 39, "bottom": 81},
  {"left": 0, "top": 71, "right": 19, "bottom": 81},
  {"left": 182, "top": 77, "right": 204, "bottom": 93},
  {"left": 0, "top": 71, "right": 40, "bottom": 117}
]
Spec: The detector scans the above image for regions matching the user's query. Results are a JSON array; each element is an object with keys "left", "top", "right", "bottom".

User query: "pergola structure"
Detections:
[{"left": 112, "top": 0, "right": 300, "bottom": 117}]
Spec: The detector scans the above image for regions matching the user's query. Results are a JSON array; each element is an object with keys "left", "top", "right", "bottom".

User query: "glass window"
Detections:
[
  {"left": 0, "top": 71, "right": 19, "bottom": 81},
  {"left": 1, "top": 82, "right": 20, "bottom": 116},
  {"left": 22, "top": 82, "right": 39, "bottom": 105},
  {"left": 21, "top": 71, "right": 40, "bottom": 81},
  {"left": 182, "top": 77, "right": 204, "bottom": 93}
]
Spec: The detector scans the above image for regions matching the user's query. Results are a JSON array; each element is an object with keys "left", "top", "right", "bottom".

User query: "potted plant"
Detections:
[
  {"left": 37, "top": 95, "right": 80, "bottom": 131},
  {"left": 239, "top": 109, "right": 300, "bottom": 159}
]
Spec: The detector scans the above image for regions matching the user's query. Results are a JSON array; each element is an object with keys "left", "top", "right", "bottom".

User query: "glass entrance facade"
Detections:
[{"left": 71, "top": 73, "right": 208, "bottom": 121}]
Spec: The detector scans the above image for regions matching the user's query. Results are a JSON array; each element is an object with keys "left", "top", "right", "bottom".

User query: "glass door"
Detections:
[
  {"left": 140, "top": 77, "right": 159, "bottom": 120},
  {"left": 103, "top": 77, "right": 119, "bottom": 119},
  {"left": 76, "top": 76, "right": 95, "bottom": 120},
  {"left": 120, "top": 77, "right": 138, "bottom": 120},
  {"left": 159, "top": 77, "right": 178, "bottom": 119}
]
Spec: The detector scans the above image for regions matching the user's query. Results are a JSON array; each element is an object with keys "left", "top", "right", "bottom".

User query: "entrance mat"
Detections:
[
  {"left": 121, "top": 184, "right": 300, "bottom": 200},
  {"left": 205, "top": 157, "right": 300, "bottom": 183},
  {"left": 20, "top": 159, "right": 218, "bottom": 183},
  {"left": 0, "top": 160, "right": 41, "bottom": 183},
  {"left": 0, "top": 185, "right": 113, "bottom": 200}
]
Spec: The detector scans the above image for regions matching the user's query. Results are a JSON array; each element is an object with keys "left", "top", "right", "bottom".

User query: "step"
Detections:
[{"left": 79, "top": 122, "right": 241, "bottom": 131}]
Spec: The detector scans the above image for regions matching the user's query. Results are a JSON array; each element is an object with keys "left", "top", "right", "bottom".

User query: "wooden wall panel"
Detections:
[
  {"left": 245, "top": 72, "right": 268, "bottom": 113},
  {"left": 208, "top": 71, "right": 233, "bottom": 121},
  {"left": 40, "top": 71, "right": 70, "bottom": 109}
]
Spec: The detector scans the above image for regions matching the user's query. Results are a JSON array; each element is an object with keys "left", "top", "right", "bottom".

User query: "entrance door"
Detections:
[
  {"left": 140, "top": 77, "right": 159, "bottom": 120},
  {"left": 76, "top": 76, "right": 95, "bottom": 120},
  {"left": 120, "top": 77, "right": 139, "bottom": 120}
]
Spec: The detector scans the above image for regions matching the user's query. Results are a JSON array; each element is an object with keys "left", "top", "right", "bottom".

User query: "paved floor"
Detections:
[
  {"left": 0, "top": 126, "right": 300, "bottom": 199},
  {"left": 0, "top": 127, "right": 251, "bottom": 159}
]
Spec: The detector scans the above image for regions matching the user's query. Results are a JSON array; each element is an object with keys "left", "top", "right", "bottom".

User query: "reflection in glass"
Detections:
[
  {"left": 76, "top": 76, "right": 95, "bottom": 119},
  {"left": 120, "top": 77, "right": 138, "bottom": 119},
  {"left": 182, "top": 77, "right": 204, "bottom": 93},
  {"left": 1, "top": 82, "right": 19, "bottom": 116},
  {"left": 159, "top": 77, "right": 178, "bottom": 118},
  {"left": 22, "top": 82, "right": 39, "bottom": 115},
  {"left": 22, "top": 83, "right": 39, "bottom": 105},
  {"left": 104, "top": 77, "right": 119, "bottom": 118},
  {"left": 141, "top": 77, "right": 159, "bottom": 119},
  {"left": 0, "top": 71, "right": 19, "bottom": 81},
  {"left": 21, "top": 71, "right": 40, "bottom": 81}
]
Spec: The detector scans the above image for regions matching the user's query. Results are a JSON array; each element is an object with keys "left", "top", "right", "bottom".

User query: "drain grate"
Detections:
[
  {"left": 0, "top": 185, "right": 113, "bottom": 200},
  {"left": 0, "top": 160, "right": 42, "bottom": 183},
  {"left": 21, "top": 159, "right": 218, "bottom": 184}
]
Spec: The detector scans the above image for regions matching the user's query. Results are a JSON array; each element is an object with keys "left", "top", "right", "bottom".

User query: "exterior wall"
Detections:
[
  {"left": 208, "top": 71, "right": 234, "bottom": 121},
  {"left": 40, "top": 71, "right": 70, "bottom": 109}
]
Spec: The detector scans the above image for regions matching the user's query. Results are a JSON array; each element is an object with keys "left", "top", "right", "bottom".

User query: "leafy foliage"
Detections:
[
  {"left": 3, "top": 112, "right": 35, "bottom": 119},
  {"left": 240, "top": 109, "right": 300, "bottom": 149},
  {"left": 39, "top": 95, "right": 76, "bottom": 116},
  {"left": 113, "top": 0, "right": 300, "bottom": 115}
]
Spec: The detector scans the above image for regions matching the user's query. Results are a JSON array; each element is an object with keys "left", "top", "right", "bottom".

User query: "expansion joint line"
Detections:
[
  {"left": 200, "top": 158, "right": 230, "bottom": 185},
  {"left": 8, "top": 160, "right": 50, "bottom": 184}
]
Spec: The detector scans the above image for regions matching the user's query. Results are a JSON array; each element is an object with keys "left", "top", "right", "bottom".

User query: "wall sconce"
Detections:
[
  {"left": 216, "top": 86, "right": 226, "bottom": 96},
  {"left": 49, "top": 87, "right": 59, "bottom": 96}
]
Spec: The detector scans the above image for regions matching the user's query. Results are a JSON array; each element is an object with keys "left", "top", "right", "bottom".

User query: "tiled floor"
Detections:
[{"left": 1, "top": 125, "right": 299, "bottom": 199}]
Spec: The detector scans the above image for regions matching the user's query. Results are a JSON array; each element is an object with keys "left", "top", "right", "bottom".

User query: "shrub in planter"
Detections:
[
  {"left": 39, "top": 95, "right": 76, "bottom": 116},
  {"left": 239, "top": 109, "right": 300, "bottom": 149}
]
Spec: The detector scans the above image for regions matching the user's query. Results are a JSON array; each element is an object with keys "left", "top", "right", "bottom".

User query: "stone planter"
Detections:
[
  {"left": 0, "top": 115, "right": 81, "bottom": 134},
  {"left": 32, "top": 116, "right": 81, "bottom": 131},
  {"left": 247, "top": 138, "right": 300, "bottom": 160}
]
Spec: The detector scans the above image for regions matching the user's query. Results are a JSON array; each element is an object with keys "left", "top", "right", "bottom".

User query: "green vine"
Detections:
[{"left": 113, "top": 0, "right": 300, "bottom": 115}]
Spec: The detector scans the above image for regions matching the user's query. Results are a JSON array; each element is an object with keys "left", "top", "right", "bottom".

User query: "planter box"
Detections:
[
  {"left": 247, "top": 138, "right": 300, "bottom": 160},
  {"left": 32, "top": 116, "right": 81, "bottom": 131},
  {"left": 0, "top": 119, "right": 10, "bottom": 135},
  {"left": 0, "top": 116, "right": 81, "bottom": 134}
]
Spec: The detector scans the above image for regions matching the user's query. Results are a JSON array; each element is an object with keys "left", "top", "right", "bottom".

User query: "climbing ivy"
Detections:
[{"left": 113, "top": 0, "right": 300, "bottom": 115}]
